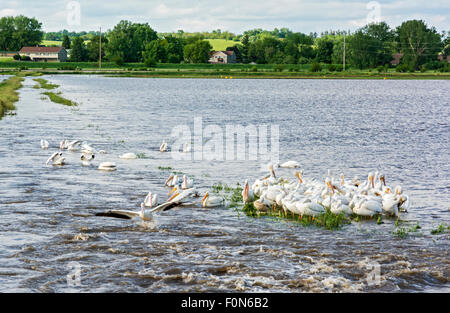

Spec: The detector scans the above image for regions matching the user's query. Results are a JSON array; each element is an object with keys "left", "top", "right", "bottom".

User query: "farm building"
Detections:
[
  {"left": 19, "top": 46, "right": 68, "bottom": 62},
  {"left": 209, "top": 50, "right": 237, "bottom": 64}
]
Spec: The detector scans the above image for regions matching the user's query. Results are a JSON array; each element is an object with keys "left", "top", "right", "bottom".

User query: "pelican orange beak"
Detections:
[
  {"left": 369, "top": 175, "right": 374, "bottom": 188},
  {"left": 326, "top": 181, "right": 335, "bottom": 194},
  {"left": 340, "top": 174, "right": 344, "bottom": 186},
  {"left": 201, "top": 192, "right": 209, "bottom": 206},
  {"left": 168, "top": 187, "right": 177, "bottom": 196},
  {"left": 385, "top": 187, "right": 391, "bottom": 194},
  {"left": 168, "top": 192, "right": 180, "bottom": 202},
  {"left": 270, "top": 166, "right": 276, "bottom": 178},
  {"left": 296, "top": 172, "right": 303, "bottom": 184},
  {"left": 164, "top": 174, "right": 174, "bottom": 186}
]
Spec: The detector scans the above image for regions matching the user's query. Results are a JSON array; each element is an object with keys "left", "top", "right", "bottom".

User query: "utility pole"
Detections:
[
  {"left": 99, "top": 27, "right": 102, "bottom": 69},
  {"left": 343, "top": 32, "right": 346, "bottom": 71}
]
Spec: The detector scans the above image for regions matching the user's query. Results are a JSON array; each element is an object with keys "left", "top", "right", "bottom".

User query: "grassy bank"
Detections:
[
  {"left": 42, "top": 91, "right": 77, "bottom": 106},
  {"left": 0, "top": 76, "right": 24, "bottom": 119}
]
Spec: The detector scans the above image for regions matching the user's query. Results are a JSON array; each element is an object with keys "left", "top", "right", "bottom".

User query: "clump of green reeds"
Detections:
[
  {"left": 0, "top": 76, "right": 24, "bottom": 119},
  {"left": 33, "top": 78, "right": 59, "bottom": 90},
  {"left": 42, "top": 91, "right": 77, "bottom": 106},
  {"left": 431, "top": 223, "right": 449, "bottom": 235}
]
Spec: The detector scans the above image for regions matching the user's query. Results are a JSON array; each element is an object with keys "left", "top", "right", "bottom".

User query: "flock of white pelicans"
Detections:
[{"left": 41, "top": 139, "right": 411, "bottom": 227}]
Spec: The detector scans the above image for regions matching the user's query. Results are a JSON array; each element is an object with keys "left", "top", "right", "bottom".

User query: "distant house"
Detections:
[
  {"left": 209, "top": 51, "right": 237, "bottom": 64},
  {"left": 19, "top": 46, "right": 68, "bottom": 62}
]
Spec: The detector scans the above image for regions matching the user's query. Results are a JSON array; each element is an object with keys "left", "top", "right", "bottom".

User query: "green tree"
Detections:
[
  {"left": 86, "top": 35, "right": 107, "bottom": 62},
  {"left": 62, "top": 35, "right": 71, "bottom": 49},
  {"left": 0, "top": 15, "right": 43, "bottom": 51},
  {"left": 396, "top": 20, "right": 442, "bottom": 69},
  {"left": 316, "top": 38, "right": 334, "bottom": 63},
  {"left": 183, "top": 40, "right": 212, "bottom": 63},
  {"left": 143, "top": 39, "right": 167, "bottom": 64},
  {"left": 70, "top": 37, "right": 87, "bottom": 61},
  {"left": 106, "top": 20, "right": 158, "bottom": 62}
]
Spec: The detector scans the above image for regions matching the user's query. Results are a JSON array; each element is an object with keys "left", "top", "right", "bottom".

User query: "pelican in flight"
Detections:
[
  {"left": 96, "top": 203, "right": 154, "bottom": 227},
  {"left": 201, "top": 192, "right": 224, "bottom": 208},
  {"left": 81, "top": 153, "right": 95, "bottom": 166},
  {"left": 98, "top": 162, "right": 117, "bottom": 171},
  {"left": 46, "top": 152, "right": 66, "bottom": 166},
  {"left": 144, "top": 192, "right": 158, "bottom": 208},
  {"left": 120, "top": 152, "right": 137, "bottom": 159},
  {"left": 160, "top": 140, "right": 168, "bottom": 152},
  {"left": 40, "top": 139, "right": 49, "bottom": 149}
]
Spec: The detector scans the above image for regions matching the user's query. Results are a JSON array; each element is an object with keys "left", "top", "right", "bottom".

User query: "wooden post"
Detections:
[{"left": 99, "top": 27, "right": 102, "bottom": 69}]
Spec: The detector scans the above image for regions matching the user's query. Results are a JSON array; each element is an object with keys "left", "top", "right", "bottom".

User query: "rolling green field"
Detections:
[
  {"left": 41, "top": 40, "right": 90, "bottom": 46},
  {"left": 206, "top": 39, "right": 239, "bottom": 50}
]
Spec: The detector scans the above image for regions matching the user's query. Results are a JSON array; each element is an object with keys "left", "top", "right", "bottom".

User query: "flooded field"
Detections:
[{"left": 0, "top": 75, "right": 448, "bottom": 292}]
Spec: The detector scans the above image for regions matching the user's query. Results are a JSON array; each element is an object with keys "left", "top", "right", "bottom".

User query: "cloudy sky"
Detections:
[{"left": 1, "top": 0, "right": 449, "bottom": 34}]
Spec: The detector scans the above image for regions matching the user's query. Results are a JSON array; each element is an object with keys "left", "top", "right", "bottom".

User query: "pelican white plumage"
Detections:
[
  {"left": 144, "top": 192, "right": 158, "bottom": 207},
  {"left": 167, "top": 188, "right": 198, "bottom": 204},
  {"left": 353, "top": 197, "right": 382, "bottom": 217},
  {"left": 181, "top": 175, "right": 194, "bottom": 189},
  {"left": 183, "top": 143, "right": 191, "bottom": 153},
  {"left": 60, "top": 139, "right": 69, "bottom": 150},
  {"left": 201, "top": 192, "right": 224, "bottom": 208},
  {"left": 120, "top": 152, "right": 137, "bottom": 159},
  {"left": 81, "top": 143, "right": 94, "bottom": 154},
  {"left": 67, "top": 140, "right": 82, "bottom": 151},
  {"left": 160, "top": 140, "right": 168, "bottom": 152},
  {"left": 280, "top": 161, "right": 300, "bottom": 168},
  {"left": 81, "top": 153, "right": 95, "bottom": 166},
  {"left": 46, "top": 152, "right": 66, "bottom": 165},
  {"left": 165, "top": 174, "right": 179, "bottom": 187},
  {"left": 98, "top": 162, "right": 117, "bottom": 171},
  {"left": 40, "top": 139, "right": 49, "bottom": 149},
  {"left": 242, "top": 180, "right": 255, "bottom": 203}
]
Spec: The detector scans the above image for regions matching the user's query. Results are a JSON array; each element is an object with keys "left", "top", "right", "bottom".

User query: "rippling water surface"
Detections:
[{"left": 0, "top": 75, "right": 449, "bottom": 292}]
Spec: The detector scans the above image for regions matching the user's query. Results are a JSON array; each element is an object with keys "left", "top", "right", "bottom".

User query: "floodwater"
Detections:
[{"left": 0, "top": 75, "right": 448, "bottom": 292}]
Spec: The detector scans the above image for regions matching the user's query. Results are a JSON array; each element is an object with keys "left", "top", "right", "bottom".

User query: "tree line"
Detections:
[{"left": 1, "top": 15, "right": 448, "bottom": 71}]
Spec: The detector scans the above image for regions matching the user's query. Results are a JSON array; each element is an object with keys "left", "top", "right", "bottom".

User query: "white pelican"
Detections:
[
  {"left": 144, "top": 192, "right": 158, "bottom": 208},
  {"left": 296, "top": 200, "right": 325, "bottom": 217},
  {"left": 81, "top": 143, "right": 94, "bottom": 154},
  {"left": 253, "top": 196, "right": 271, "bottom": 213},
  {"left": 381, "top": 193, "right": 400, "bottom": 216},
  {"left": 46, "top": 152, "right": 66, "bottom": 165},
  {"left": 60, "top": 139, "right": 69, "bottom": 150},
  {"left": 165, "top": 174, "right": 179, "bottom": 187},
  {"left": 183, "top": 143, "right": 191, "bottom": 153},
  {"left": 40, "top": 139, "right": 49, "bottom": 149},
  {"left": 353, "top": 197, "right": 382, "bottom": 217},
  {"left": 242, "top": 180, "right": 255, "bottom": 203},
  {"left": 181, "top": 175, "right": 194, "bottom": 189},
  {"left": 98, "top": 162, "right": 117, "bottom": 171},
  {"left": 280, "top": 161, "right": 300, "bottom": 168},
  {"left": 98, "top": 150, "right": 106, "bottom": 154},
  {"left": 168, "top": 188, "right": 198, "bottom": 204},
  {"left": 81, "top": 153, "right": 95, "bottom": 166},
  {"left": 160, "top": 140, "right": 168, "bottom": 152},
  {"left": 67, "top": 140, "right": 82, "bottom": 151},
  {"left": 120, "top": 152, "right": 137, "bottom": 159},
  {"left": 201, "top": 192, "right": 224, "bottom": 208}
]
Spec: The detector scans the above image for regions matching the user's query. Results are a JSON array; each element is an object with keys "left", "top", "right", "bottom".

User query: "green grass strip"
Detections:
[
  {"left": 42, "top": 91, "right": 77, "bottom": 106},
  {"left": 33, "top": 78, "right": 59, "bottom": 89}
]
